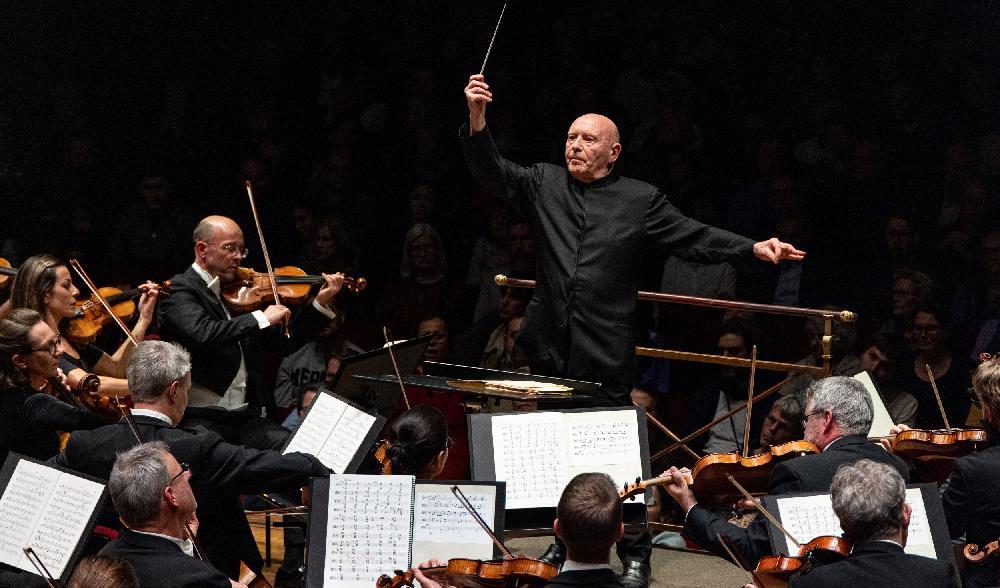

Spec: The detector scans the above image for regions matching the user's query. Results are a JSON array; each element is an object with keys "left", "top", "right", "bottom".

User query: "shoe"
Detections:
[
  {"left": 274, "top": 565, "right": 305, "bottom": 588},
  {"left": 538, "top": 543, "right": 566, "bottom": 566},
  {"left": 619, "top": 560, "right": 651, "bottom": 588}
]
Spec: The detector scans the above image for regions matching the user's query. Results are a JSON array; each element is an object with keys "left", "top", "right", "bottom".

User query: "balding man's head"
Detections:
[
  {"left": 565, "top": 114, "right": 622, "bottom": 183},
  {"left": 192, "top": 215, "right": 245, "bottom": 280}
]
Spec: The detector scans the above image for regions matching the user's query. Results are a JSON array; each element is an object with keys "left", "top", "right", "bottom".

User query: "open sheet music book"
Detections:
[
  {"left": 281, "top": 392, "right": 385, "bottom": 473},
  {"left": 306, "top": 475, "right": 505, "bottom": 588},
  {"left": 0, "top": 454, "right": 107, "bottom": 582},
  {"left": 853, "top": 370, "right": 896, "bottom": 439},
  {"left": 471, "top": 407, "right": 649, "bottom": 510}
]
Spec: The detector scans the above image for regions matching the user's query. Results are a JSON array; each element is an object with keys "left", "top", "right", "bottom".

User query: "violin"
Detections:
[
  {"left": 65, "top": 281, "right": 170, "bottom": 345},
  {"left": 753, "top": 536, "right": 851, "bottom": 587},
  {"left": 375, "top": 555, "right": 556, "bottom": 588},
  {"left": 0, "top": 257, "right": 14, "bottom": 290},
  {"left": 221, "top": 266, "right": 367, "bottom": 314}
]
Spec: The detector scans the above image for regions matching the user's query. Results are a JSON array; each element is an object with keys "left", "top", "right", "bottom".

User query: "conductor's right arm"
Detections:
[{"left": 464, "top": 74, "right": 492, "bottom": 134}]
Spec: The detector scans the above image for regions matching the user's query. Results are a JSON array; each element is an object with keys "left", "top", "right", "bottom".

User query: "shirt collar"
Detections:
[
  {"left": 560, "top": 560, "right": 612, "bottom": 573},
  {"left": 190, "top": 262, "right": 221, "bottom": 297},
  {"left": 132, "top": 529, "right": 195, "bottom": 557},
  {"left": 129, "top": 408, "right": 174, "bottom": 427}
]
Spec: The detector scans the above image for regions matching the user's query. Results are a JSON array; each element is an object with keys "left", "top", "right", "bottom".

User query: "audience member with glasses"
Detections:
[
  {"left": 0, "top": 308, "right": 103, "bottom": 464},
  {"left": 5, "top": 253, "right": 161, "bottom": 397}
]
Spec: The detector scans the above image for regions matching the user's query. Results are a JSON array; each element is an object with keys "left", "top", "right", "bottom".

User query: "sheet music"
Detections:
[
  {"left": 324, "top": 475, "right": 412, "bottom": 588},
  {"left": 774, "top": 489, "right": 938, "bottom": 558},
  {"left": 283, "top": 393, "right": 375, "bottom": 473},
  {"left": 853, "top": 371, "right": 895, "bottom": 438},
  {"left": 413, "top": 487, "right": 494, "bottom": 545},
  {"left": 0, "top": 459, "right": 104, "bottom": 577},
  {"left": 566, "top": 411, "right": 641, "bottom": 465},
  {"left": 492, "top": 412, "right": 568, "bottom": 509}
]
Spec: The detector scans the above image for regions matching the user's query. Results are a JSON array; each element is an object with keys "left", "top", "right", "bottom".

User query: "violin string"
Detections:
[
  {"left": 479, "top": 3, "right": 507, "bottom": 76},
  {"left": 925, "top": 363, "right": 952, "bottom": 432},
  {"left": 451, "top": 485, "right": 511, "bottom": 558},
  {"left": 382, "top": 327, "right": 411, "bottom": 410},
  {"left": 69, "top": 259, "right": 139, "bottom": 346},
  {"left": 726, "top": 474, "right": 801, "bottom": 547},
  {"left": 742, "top": 345, "right": 758, "bottom": 459},
  {"left": 244, "top": 181, "right": 288, "bottom": 338}
]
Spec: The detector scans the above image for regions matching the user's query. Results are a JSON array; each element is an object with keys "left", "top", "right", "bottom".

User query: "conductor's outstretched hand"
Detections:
[
  {"left": 752, "top": 237, "right": 806, "bottom": 264},
  {"left": 465, "top": 74, "right": 492, "bottom": 134}
]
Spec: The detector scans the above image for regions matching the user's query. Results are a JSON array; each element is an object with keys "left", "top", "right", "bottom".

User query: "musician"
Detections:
[
  {"left": 68, "top": 555, "right": 140, "bottom": 588},
  {"left": 56, "top": 340, "right": 330, "bottom": 579},
  {"left": 411, "top": 472, "right": 625, "bottom": 588},
  {"left": 938, "top": 355, "right": 1000, "bottom": 588},
  {"left": 8, "top": 253, "right": 158, "bottom": 396},
  {"left": 0, "top": 308, "right": 103, "bottom": 464},
  {"left": 662, "top": 376, "right": 908, "bottom": 566},
  {"left": 98, "top": 442, "right": 245, "bottom": 588},
  {"left": 786, "top": 459, "right": 957, "bottom": 588},
  {"left": 155, "top": 214, "right": 344, "bottom": 449},
  {"left": 383, "top": 404, "right": 450, "bottom": 478},
  {"left": 463, "top": 74, "right": 804, "bottom": 588}
]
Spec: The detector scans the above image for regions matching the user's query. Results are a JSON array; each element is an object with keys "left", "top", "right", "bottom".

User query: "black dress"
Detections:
[
  {"left": 0, "top": 385, "right": 104, "bottom": 464},
  {"left": 896, "top": 354, "right": 975, "bottom": 429}
]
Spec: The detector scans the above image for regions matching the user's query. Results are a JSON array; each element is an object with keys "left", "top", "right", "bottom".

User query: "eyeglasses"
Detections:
[
  {"left": 801, "top": 410, "right": 824, "bottom": 427},
  {"left": 419, "top": 331, "right": 448, "bottom": 340},
  {"left": 912, "top": 325, "right": 942, "bottom": 334},
  {"left": 211, "top": 242, "right": 249, "bottom": 258},
  {"left": 28, "top": 335, "right": 62, "bottom": 357},
  {"left": 168, "top": 462, "right": 191, "bottom": 486}
]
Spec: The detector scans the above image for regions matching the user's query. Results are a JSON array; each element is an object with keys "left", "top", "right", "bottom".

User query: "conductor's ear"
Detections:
[{"left": 608, "top": 142, "right": 622, "bottom": 164}]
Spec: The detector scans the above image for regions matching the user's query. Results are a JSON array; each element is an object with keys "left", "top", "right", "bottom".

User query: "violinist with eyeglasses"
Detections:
[
  {"left": 155, "top": 215, "right": 345, "bottom": 450},
  {"left": 659, "top": 376, "right": 909, "bottom": 567}
]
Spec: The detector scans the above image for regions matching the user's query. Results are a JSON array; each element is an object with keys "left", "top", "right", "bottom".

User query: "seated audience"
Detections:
[{"left": 857, "top": 335, "right": 918, "bottom": 427}]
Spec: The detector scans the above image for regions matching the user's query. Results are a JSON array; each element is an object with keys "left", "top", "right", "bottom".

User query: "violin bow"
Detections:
[
  {"left": 22, "top": 547, "right": 62, "bottom": 588},
  {"left": 632, "top": 401, "right": 700, "bottom": 461},
  {"left": 479, "top": 3, "right": 507, "bottom": 76},
  {"left": 715, "top": 534, "right": 758, "bottom": 586},
  {"left": 925, "top": 363, "right": 952, "bottom": 433},
  {"left": 245, "top": 181, "right": 289, "bottom": 338},
  {"left": 742, "top": 346, "right": 758, "bottom": 459},
  {"left": 383, "top": 327, "right": 411, "bottom": 411},
  {"left": 726, "top": 474, "right": 801, "bottom": 548},
  {"left": 68, "top": 259, "right": 134, "bottom": 414},
  {"left": 451, "top": 485, "right": 512, "bottom": 558}
]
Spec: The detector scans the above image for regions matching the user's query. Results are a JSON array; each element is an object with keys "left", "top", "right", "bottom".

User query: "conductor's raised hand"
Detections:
[
  {"left": 465, "top": 74, "right": 492, "bottom": 134},
  {"left": 752, "top": 237, "right": 806, "bottom": 264}
]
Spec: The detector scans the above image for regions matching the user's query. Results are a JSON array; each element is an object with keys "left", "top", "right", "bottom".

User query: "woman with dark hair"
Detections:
[
  {"left": 8, "top": 254, "right": 158, "bottom": 396},
  {"left": 0, "top": 308, "right": 103, "bottom": 463},
  {"left": 897, "top": 304, "right": 976, "bottom": 428},
  {"left": 384, "top": 405, "right": 450, "bottom": 479}
]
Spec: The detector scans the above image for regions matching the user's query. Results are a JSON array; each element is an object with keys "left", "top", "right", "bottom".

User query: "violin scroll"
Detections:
[{"left": 964, "top": 540, "right": 1000, "bottom": 563}]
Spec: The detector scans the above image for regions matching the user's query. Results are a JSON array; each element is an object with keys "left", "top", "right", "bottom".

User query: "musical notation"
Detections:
[
  {"left": 284, "top": 393, "right": 377, "bottom": 473},
  {"left": 413, "top": 488, "right": 494, "bottom": 545}
]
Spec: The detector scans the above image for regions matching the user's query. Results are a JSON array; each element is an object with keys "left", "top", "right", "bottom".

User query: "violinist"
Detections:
[
  {"left": 155, "top": 215, "right": 344, "bottom": 450},
  {"left": 8, "top": 254, "right": 158, "bottom": 396},
  {"left": 410, "top": 473, "right": 625, "bottom": 588},
  {"left": 784, "top": 459, "right": 957, "bottom": 588},
  {"left": 98, "top": 442, "right": 245, "bottom": 588},
  {"left": 381, "top": 404, "right": 451, "bottom": 478},
  {"left": 0, "top": 308, "right": 103, "bottom": 464},
  {"left": 662, "top": 376, "right": 908, "bottom": 566},
  {"left": 55, "top": 340, "right": 330, "bottom": 580},
  {"left": 935, "top": 355, "right": 1000, "bottom": 588}
]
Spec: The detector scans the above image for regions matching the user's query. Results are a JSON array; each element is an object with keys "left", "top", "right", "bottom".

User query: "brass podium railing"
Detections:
[{"left": 494, "top": 274, "right": 856, "bottom": 378}]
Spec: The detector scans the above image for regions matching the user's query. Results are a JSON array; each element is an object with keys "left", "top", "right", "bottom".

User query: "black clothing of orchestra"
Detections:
[
  {"left": 58, "top": 342, "right": 103, "bottom": 374},
  {"left": 0, "top": 567, "right": 48, "bottom": 588},
  {"left": 788, "top": 540, "right": 959, "bottom": 588},
  {"left": 544, "top": 568, "right": 622, "bottom": 587},
  {"left": 55, "top": 415, "right": 329, "bottom": 578},
  {"left": 0, "top": 386, "right": 103, "bottom": 463},
  {"left": 100, "top": 530, "right": 232, "bottom": 588},
  {"left": 942, "top": 443, "right": 1000, "bottom": 588},
  {"left": 461, "top": 124, "right": 755, "bottom": 407},
  {"left": 683, "top": 434, "right": 910, "bottom": 565}
]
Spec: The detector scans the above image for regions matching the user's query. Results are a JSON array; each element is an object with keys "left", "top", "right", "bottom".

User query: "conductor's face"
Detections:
[{"left": 565, "top": 114, "right": 622, "bottom": 183}]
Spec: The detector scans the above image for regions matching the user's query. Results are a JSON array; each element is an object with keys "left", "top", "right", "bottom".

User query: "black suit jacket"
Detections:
[
  {"left": 55, "top": 415, "right": 329, "bottom": 577},
  {"left": 684, "top": 435, "right": 909, "bottom": 564},
  {"left": 544, "top": 567, "right": 622, "bottom": 587},
  {"left": 788, "top": 541, "right": 959, "bottom": 588},
  {"left": 942, "top": 443, "right": 1000, "bottom": 588},
  {"left": 99, "top": 530, "right": 232, "bottom": 588},
  {"left": 156, "top": 265, "right": 329, "bottom": 411},
  {"left": 462, "top": 125, "right": 754, "bottom": 406}
]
